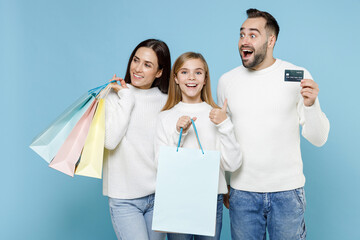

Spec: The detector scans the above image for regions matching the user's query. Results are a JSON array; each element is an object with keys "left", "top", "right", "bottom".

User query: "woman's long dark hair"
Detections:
[{"left": 124, "top": 39, "right": 171, "bottom": 94}]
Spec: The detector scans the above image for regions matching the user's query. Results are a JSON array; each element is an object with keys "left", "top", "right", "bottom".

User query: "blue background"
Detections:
[{"left": 1, "top": 0, "right": 359, "bottom": 239}]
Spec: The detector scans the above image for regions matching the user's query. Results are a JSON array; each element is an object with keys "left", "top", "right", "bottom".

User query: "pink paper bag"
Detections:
[{"left": 49, "top": 99, "right": 98, "bottom": 176}]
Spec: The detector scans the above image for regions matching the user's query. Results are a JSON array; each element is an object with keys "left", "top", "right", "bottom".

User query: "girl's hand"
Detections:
[
  {"left": 209, "top": 99, "right": 228, "bottom": 124},
  {"left": 176, "top": 116, "right": 197, "bottom": 133},
  {"left": 109, "top": 74, "right": 128, "bottom": 93}
]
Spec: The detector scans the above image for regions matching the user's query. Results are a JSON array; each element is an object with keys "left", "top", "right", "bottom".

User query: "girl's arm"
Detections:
[
  {"left": 155, "top": 115, "right": 195, "bottom": 166},
  {"left": 210, "top": 100, "right": 242, "bottom": 172},
  {"left": 104, "top": 88, "right": 135, "bottom": 150}
]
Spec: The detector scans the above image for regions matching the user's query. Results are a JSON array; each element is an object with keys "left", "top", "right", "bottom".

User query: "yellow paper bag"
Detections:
[{"left": 75, "top": 98, "right": 105, "bottom": 178}]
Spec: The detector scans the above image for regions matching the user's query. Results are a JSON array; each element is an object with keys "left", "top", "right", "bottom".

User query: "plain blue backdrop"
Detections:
[{"left": 1, "top": 0, "right": 359, "bottom": 239}]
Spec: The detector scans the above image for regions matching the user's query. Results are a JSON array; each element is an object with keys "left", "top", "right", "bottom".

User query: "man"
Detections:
[{"left": 217, "top": 9, "right": 330, "bottom": 240}]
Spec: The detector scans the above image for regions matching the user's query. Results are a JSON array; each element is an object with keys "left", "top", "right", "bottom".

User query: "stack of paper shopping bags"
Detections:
[{"left": 29, "top": 82, "right": 112, "bottom": 178}]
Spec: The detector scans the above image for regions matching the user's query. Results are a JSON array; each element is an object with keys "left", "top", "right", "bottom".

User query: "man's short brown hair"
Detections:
[{"left": 246, "top": 8, "right": 280, "bottom": 40}]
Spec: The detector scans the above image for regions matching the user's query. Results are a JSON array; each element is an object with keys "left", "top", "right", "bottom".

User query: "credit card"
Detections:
[{"left": 284, "top": 70, "right": 304, "bottom": 82}]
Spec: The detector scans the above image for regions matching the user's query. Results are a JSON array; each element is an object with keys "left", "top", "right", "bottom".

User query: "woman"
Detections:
[{"left": 103, "top": 39, "right": 171, "bottom": 240}]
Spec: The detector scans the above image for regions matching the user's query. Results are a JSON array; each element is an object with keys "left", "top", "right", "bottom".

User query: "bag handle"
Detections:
[
  {"left": 96, "top": 84, "right": 112, "bottom": 99},
  {"left": 88, "top": 80, "right": 116, "bottom": 95},
  {"left": 177, "top": 119, "right": 204, "bottom": 154}
]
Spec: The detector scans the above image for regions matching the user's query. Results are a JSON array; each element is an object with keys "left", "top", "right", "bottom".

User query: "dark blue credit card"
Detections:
[{"left": 284, "top": 70, "right": 304, "bottom": 82}]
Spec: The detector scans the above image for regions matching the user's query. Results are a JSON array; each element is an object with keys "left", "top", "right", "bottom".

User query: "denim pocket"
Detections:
[
  {"left": 300, "top": 219, "right": 306, "bottom": 240},
  {"left": 290, "top": 189, "right": 307, "bottom": 239},
  {"left": 293, "top": 187, "right": 306, "bottom": 211}
]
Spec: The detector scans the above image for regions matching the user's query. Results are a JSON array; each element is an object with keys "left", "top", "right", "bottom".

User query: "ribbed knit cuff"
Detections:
[
  {"left": 216, "top": 117, "right": 233, "bottom": 133},
  {"left": 303, "top": 97, "right": 321, "bottom": 111},
  {"left": 303, "top": 98, "right": 323, "bottom": 118},
  {"left": 172, "top": 129, "right": 189, "bottom": 146},
  {"left": 117, "top": 88, "right": 131, "bottom": 97},
  {"left": 117, "top": 88, "right": 135, "bottom": 107}
]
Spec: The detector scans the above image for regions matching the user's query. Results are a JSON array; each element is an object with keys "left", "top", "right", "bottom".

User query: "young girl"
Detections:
[
  {"left": 103, "top": 39, "right": 171, "bottom": 240},
  {"left": 155, "top": 52, "right": 242, "bottom": 240}
]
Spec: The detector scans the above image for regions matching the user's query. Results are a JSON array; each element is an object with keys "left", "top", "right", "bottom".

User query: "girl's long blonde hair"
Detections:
[{"left": 162, "top": 52, "right": 219, "bottom": 111}]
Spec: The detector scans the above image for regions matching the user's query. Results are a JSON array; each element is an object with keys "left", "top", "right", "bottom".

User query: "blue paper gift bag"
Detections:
[
  {"left": 152, "top": 121, "right": 220, "bottom": 237},
  {"left": 29, "top": 82, "right": 110, "bottom": 163},
  {"left": 29, "top": 93, "right": 95, "bottom": 163}
]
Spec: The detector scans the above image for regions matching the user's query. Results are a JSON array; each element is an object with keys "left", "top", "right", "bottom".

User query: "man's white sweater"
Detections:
[
  {"left": 155, "top": 101, "right": 243, "bottom": 194},
  {"left": 103, "top": 84, "right": 167, "bottom": 199},
  {"left": 217, "top": 59, "right": 330, "bottom": 192}
]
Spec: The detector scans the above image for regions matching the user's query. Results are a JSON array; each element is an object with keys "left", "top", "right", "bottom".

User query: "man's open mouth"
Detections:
[{"left": 242, "top": 49, "right": 254, "bottom": 58}]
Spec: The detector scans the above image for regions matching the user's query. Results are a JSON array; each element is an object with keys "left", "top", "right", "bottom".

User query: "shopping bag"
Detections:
[
  {"left": 48, "top": 99, "right": 98, "bottom": 176},
  {"left": 74, "top": 98, "right": 105, "bottom": 179},
  {"left": 30, "top": 81, "right": 113, "bottom": 164},
  {"left": 29, "top": 92, "right": 95, "bottom": 163},
  {"left": 152, "top": 120, "right": 220, "bottom": 237}
]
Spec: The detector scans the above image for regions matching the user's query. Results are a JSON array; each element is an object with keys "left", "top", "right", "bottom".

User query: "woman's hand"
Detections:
[
  {"left": 209, "top": 99, "right": 228, "bottom": 125},
  {"left": 176, "top": 116, "right": 197, "bottom": 133},
  {"left": 109, "top": 74, "right": 128, "bottom": 93}
]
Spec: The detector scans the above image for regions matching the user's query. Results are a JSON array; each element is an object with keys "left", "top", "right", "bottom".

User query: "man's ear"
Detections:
[
  {"left": 156, "top": 69, "right": 163, "bottom": 78},
  {"left": 268, "top": 34, "right": 276, "bottom": 48}
]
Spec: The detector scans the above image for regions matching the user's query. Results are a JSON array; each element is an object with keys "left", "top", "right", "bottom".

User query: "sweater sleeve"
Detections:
[
  {"left": 104, "top": 89, "right": 135, "bottom": 150},
  {"left": 298, "top": 97, "right": 330, "bottom": 147},
  {"left": 216, "top": 117, "right": 243, "bottom": 172},
  {"left": 155, "top": 114, "right": 190, "bottom": 166},
  {"left": 171, "top": 129, "right": 189, "bottom": 147}
]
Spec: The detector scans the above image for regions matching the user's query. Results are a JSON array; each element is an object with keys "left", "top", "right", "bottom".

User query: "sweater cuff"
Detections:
[
  {"left": 303, "top": 97, "right": 321, "bottom": 113},
  {"left": 117, "top": 88, "right": 131, "bottom": 98},
  {"left": 116, "top": 88, "right": 135, "bottom": 106},
  {"left": 216, "top": 117, "right": 233, "bottom": 133},
  {"left": 172, "top": 129, "right": 188, "bottom": 146}
]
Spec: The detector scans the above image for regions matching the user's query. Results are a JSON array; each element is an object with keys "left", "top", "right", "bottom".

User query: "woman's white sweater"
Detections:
[{"left": 103, "top": 84, "right": 167, "bottom": 199}]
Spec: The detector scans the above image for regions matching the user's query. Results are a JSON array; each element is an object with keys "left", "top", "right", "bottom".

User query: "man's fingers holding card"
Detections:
[
  {"left": 301, "top": 79, "right": 318, "bottom": 89},
  {"left": 301, "top": 88, "right": 315, "bottom": 96},
  {"left": 300, "top": 79, "right": 319, "bottom": 106}
]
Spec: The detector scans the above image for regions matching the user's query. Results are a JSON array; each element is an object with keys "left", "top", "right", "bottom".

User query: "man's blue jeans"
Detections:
[
  {"left": 167, "top": 194, "right": 224, "bottom": 240},
  {"left": 229, "top": 187, "right": 306, "bottom": 240},
  {"left": 109, "top": 194, "right": 166, "bottom": 240}
]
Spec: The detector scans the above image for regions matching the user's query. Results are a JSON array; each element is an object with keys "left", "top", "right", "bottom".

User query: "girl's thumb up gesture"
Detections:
[{"left": 209, "top": 99, "right": 228, "bottom": 125}]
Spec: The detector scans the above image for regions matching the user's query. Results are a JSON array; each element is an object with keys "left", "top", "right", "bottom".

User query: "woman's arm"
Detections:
[
  {"left": 104, "top": 88, "right": 135, "bottom": 150},
  {"left": 154, "top": 117, "right": 170, "bottom": 167}
]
